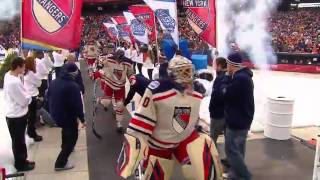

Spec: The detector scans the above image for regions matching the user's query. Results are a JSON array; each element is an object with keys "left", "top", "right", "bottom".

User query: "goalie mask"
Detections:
[{"left": 168, "top": 55, "right": 194, "bottom": 84}]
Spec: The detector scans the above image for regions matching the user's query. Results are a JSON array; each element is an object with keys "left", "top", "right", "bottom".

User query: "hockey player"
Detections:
[
  {"left": 95, "top": 50, "right": 134, "bottom": 133},
  {"left": 117, "top": 56, "right": 223, "bottom": 180},
  {"left": 83, "top": 40, "right": 99, "bottom": 72}
]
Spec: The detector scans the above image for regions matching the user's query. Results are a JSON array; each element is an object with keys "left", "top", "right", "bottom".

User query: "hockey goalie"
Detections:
[
  {"left": 116, "top": 56, "right": 223, "bottom": 180},
  {"left": 94, "top": 50, "right": 134, "bottom": 133}
]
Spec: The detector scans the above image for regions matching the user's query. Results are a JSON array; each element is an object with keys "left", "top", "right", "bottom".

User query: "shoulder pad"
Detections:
[{"left": 148, "top": 81, "right": 160, "bottom": 90}]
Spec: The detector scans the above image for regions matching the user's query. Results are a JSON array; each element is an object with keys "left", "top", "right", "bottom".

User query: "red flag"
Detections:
[
  {"left": 183, "top": 0, "right": 216, "bottom": 47},
  {"left": 22, "top": 0, "right": 83, "bottom": 50},
  {"left": 129, "top": 5, "right": 156, "bottom": 41},
  {"left": 112, "top": 16, "right": 135, "bottom": 44}
]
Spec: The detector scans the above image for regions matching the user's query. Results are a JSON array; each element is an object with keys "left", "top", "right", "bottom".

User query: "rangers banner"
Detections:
[
  {"left": 143, "top": 0, "right": 179, "bottom": 46},
  {"left": 123, "top": 11, "right": 149, "bottom": 44},
  {"left": 22, "top": 0, "right": 83, "bottom": 50},
  {"left": 183, "top": 0, "right": 216, "bottom": 47},
  {"left": 111, "top": 16, "right": 134, "bottom": 44},
  {"left": 103, "top": 22, "right": 119, "bottom": 41},
  {"left": 129, "top": 5, "right": 156, "bottom": 41}
]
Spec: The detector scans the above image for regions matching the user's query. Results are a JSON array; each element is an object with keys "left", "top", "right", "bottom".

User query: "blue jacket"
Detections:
[
  {"left": 47, "top": 70, "right": 84, "bottom": 128},
  {"left": 209, "top": 71, "right": 227, "bottom": 119},
  {"left": 222, "top": 68, "right": 254, "bottom": 130}
]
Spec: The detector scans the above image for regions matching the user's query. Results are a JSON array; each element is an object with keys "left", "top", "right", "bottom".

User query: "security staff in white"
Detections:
[{"left": 4, "top": 57, "right": 35, "bottom": 172}]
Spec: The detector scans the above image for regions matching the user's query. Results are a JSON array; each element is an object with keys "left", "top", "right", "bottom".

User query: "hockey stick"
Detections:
[{"left": 92, "top": 80, "right": 102, "bottom": 139}]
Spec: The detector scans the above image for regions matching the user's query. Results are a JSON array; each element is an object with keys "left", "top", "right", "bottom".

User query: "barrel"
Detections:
[{"left": 264, "top": 96, "right": 295, "bottom": 140}]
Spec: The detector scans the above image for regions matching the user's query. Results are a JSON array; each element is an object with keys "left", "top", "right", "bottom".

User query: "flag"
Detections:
[
  {"left": 123, "top": 11, "right": 149, "bottom": 44},
  {"left": 183, "top": 0, "right": 216, "bottom": 47},
  {"left": 129, "top": 5, "right": 156, "bottom": 41},
  {"left": 143, "top": 0, "right": 179, "bottom": 46},
  {"left": 74, "top": 18, "right": 84, "bottom": 48},
  {"left": 103, "top": 22, "right": 119, "bottom": 41},
  {"left": 21, "top": 0, "right": 83, "bottom": 50},
  {"left": 111, "top": 16, "right": 134, "bottom": 44}
]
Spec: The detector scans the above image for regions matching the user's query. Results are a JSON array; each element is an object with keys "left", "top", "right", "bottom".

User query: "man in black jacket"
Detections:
[
  {"left": 47, "top": 62, "right": 85, "bottom": 171},
  {"left": 209, "top": 57, "right": 228, "bottom": 145},
  {"left": 222, "top": 52, "right": 254, "bottom": 180}
]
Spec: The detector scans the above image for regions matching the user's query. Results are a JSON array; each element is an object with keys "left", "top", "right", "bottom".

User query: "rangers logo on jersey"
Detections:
[
  {"left": 172, "top": 107, "right": 191, "bottom": 133},
  {"left": 32, "top": 0, "right": 74, "bottom": 33},
  {"left": 131, "top": 19, "right": 146, "bottom": 36},
  {"left": 114, "top": 69, "right": 123, "bottom": 80},
  {"left": 155, "top": 9, "right": 176, "bottom": 33}
]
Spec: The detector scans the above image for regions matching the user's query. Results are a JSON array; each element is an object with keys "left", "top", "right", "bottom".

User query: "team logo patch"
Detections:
[
  {"left": 131, "top": 19, "right": 146, "bottom": 36},
  {"left": 155, "top": 9, "right": 176, "bottom": 33},
  {"left": 148, "top": 81, "right": 160, "bottom": 90},
  {"left": 32, "top": 0, "right": 74, "bottom": 33},
  {"left": 172, "top": 107, "right": 191, "bottom": 133},
  {"left": 114, "top": 69, "right": 123, "bottom": 80}
]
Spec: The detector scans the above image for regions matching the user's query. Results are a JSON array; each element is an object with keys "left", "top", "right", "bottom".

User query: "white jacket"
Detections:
[
  {"left": 4, "top": 72, "right": 31, "bottom": 118},
  {"left": 24, "top": 71, "right": 42, "bottom": 97}
]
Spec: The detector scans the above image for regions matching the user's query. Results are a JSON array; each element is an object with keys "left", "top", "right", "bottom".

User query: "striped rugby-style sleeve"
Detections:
[{"left": 127, "top": 88, "right": 156, "bottom": 136}]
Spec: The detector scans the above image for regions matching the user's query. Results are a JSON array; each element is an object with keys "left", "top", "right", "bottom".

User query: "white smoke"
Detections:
[
  {"left": 0, "top": 0, "right": 20, "bottom": 21},
  {"left": 216, "top": 0, "right": 280, "bottom": 68}
]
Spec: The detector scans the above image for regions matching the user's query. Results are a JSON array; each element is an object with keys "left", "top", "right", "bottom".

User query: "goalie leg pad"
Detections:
[
  {"left": 183, "top": 132, "right": 223, "bottom": 180},
  {"left": 117, "top": 134, "right": 149, "bottom": 178},
  {"left": 144, "top": 154, "right": 175, "bottom": 180}
]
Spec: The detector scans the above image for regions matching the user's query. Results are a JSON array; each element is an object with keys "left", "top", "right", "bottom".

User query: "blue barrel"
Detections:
[{"left": 191, "top": 54, "right": 208, "bottom": 71}]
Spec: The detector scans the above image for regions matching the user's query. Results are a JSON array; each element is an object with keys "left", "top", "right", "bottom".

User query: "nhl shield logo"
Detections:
[
  {"left": 113, "top": 69, "right": 123, "bottom": 80},
  {"left": 131, "top": 19, "right": 146, "bottom": 36},
  {"left": 155, "top": 9, "right": 176, "bottom": 33},
  {"left": 32, "top": 0, "right": 74, "bottom": 33},
  {"left": 172, "top": 107, "right": 191, "bottom": 133}
]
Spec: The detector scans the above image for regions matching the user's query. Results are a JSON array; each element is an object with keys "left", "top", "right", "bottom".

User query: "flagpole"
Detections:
[{"left": 153, "top": 13, "right": 160, "bottom": 64}]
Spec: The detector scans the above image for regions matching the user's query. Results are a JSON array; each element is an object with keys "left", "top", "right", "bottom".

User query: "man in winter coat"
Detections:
[
  {"left": 47, "top": 62, "right": 85, "bottom": 171},
  {"left": 221, "top": 52, "right": 255, "bottom": 180}
]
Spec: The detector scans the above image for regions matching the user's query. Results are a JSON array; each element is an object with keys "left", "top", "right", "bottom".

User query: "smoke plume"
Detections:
[
  {"left": 0, "top": 0, "right": 20, "bottom": 21},
  {"left": 216, "top": 0, "right": 280, "bottom": 68}
]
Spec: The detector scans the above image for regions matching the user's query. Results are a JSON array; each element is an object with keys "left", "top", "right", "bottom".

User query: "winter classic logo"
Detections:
[
  {"left": 32, "top": 0, "right": 74, "bottom": 33},
  {"left": 155, "top": 9, "right": 176, "bottom": 33},
  {"left": 172, "top": 107, "right": 191, "bottom": 133},
  {"left": 131, "top": 19, "right": 146, "bottom": 36}
]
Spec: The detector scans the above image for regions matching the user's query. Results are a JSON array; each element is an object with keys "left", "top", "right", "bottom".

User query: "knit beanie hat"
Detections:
[{"left": 227, "top": 52, "right": 243, "bottom": 67}]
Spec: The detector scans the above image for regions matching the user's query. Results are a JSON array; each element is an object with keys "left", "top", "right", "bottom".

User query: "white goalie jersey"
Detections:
[
  {"left": 127, "top": 79, "right": 203, "bottom": 149},
  {"left": 100, "top": 57, "right": 134, "bottom": 90}
]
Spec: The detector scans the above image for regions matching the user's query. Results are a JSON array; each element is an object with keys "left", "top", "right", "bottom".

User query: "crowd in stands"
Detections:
[
  {"left": 1, "top": 9, "right": 320, "bottom": 55},
  {"left": 270, "top": 10, "right": 320, "bottom": 54}
]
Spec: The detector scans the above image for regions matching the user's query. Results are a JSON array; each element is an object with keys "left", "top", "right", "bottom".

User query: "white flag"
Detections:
[
  {"left": 123, "top": 11, "right": 149, "bottom": 44},
  {"left": 103, "top": 22, "right": 119, "bottom": 40},
  {"left": 143, "top": 0, "right": 179, "bottom": 46}
]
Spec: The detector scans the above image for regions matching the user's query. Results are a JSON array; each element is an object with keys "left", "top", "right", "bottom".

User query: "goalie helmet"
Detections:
[{"left": 168, "top": 55, "right": 194, "bottom": 84}]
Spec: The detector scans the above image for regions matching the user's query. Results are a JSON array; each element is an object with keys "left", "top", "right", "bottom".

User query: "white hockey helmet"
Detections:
[{"left": 168, "top": 55, "right": 194, "bottom": 84}]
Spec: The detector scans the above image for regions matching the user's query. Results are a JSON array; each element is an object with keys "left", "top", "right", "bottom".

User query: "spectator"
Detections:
[
  {"left": 66, "top": 53, "right": 85, "bottom": 94},
  {"left": 47, "top": 62, "right": 85, "bottom": 171},
  {"left": 35, "top": 51, "right": 51, "bottom": 99},
  {"left": 24, "top": 56, "right": 43, "bottom": 142},
  {"left": 3, "top": 56, "right": 35, "bottom": 171},
  {"left": 52, "top": 50, "right": 65, "bottom": 78},
  {"left": 221, "top": 52, "right": 255, "bottom": 180},
  {"left": 209, "top": 57, "right": 228, "bottom": 145},
  {"left": 124, "top": 74, "right": 151, "bottom": 106}
]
